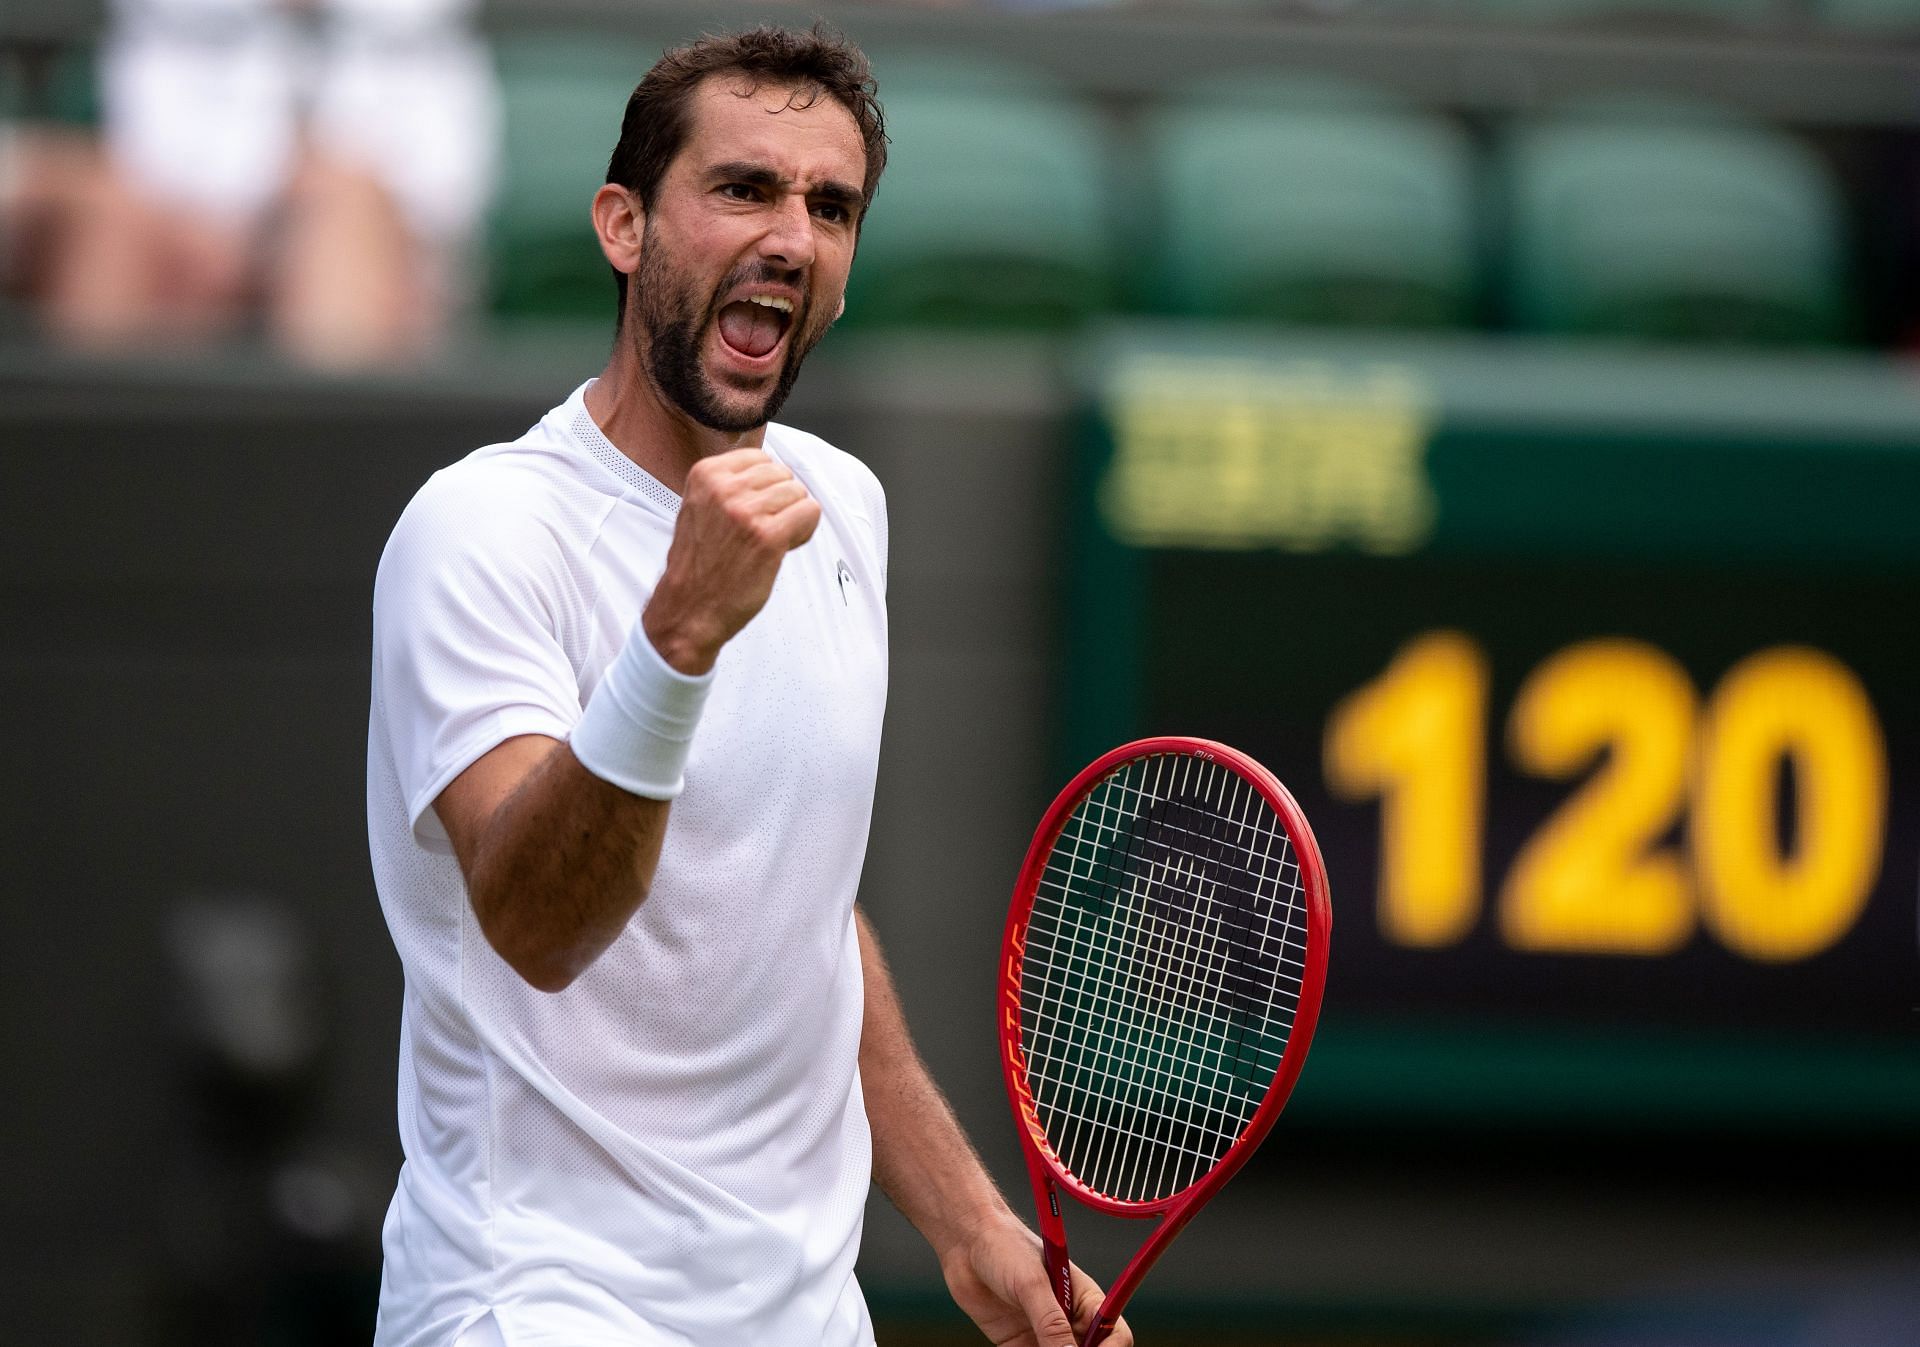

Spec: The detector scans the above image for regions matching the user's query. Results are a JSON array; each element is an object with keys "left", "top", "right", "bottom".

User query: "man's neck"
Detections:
[{"left": 584, "top": 344, "right": 765, "bottom": 495}]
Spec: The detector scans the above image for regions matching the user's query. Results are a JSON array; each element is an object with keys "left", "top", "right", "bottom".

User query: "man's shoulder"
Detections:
[
  {"left": 403, "top": 422, "right": 606, "bottom": 533},
  {"left": 414, "top": 443, "right": 551, "bottom": 511},
  {"left": 380, "top": 432, "right": 614, "bottom": 592},
  {"left": 768, "top": 423, "right": 884, "bottom": 507}
]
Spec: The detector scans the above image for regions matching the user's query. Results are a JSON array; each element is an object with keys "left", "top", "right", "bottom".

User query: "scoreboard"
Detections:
[{"left": 1061, "top": 328, "right": 1920, "bottom": 1130}]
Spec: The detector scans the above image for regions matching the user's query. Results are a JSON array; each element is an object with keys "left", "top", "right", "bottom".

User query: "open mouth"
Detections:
[{"left": 716, "top": 294, "right": 794, "bottom": 363}]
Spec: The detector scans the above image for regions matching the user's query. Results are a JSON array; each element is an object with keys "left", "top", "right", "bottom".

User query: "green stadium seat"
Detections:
[
  {"left": 0, "top": 43, "right": 98, "bottom": 126},
  {"left": 1498, "top": 106, "right": 1848, "bottom": 344},
  {"left": 488, "top": 32, "right": 668, "bottom": 322},
  {"left": 1143, "top": 77, "right": 1478, "bottom": 327},
  {"left": 840, "top": 57, "right": 1116, "bottom": 330}
]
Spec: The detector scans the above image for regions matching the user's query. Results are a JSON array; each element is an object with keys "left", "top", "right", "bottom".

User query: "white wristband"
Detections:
[{"left": 569, "top": 623, "right": 714, "bottom": 800}]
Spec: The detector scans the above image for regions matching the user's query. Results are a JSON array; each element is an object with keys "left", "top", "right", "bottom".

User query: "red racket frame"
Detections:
[{"left": 997, "top": 736, "right": 1332, "bottom": 1346}]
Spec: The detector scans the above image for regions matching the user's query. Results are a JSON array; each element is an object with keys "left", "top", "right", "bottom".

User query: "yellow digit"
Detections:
[
  {"left": 1501, "top": 640, "right": 1696, "bottom": 955},
  {"left": 1324, "top": 631, "right": 1488, "bottom": 947},
  {"left": 1692, "top": 648, "right": 1886, "bottom": 962}
]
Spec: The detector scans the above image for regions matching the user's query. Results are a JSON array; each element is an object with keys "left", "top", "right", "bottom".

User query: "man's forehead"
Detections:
[{"left": 677, "top": 74, "right": 866, "bottom": 183}]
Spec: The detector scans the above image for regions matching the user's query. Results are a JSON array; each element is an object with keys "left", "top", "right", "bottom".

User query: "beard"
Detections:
[{"left": 629, "top": 225, "right": 833, "bottom": 434}]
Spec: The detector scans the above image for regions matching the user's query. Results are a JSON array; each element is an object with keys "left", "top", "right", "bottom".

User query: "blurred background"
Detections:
[{"left": 4, "top": 0, "right": 1919, "bottom": 1344}]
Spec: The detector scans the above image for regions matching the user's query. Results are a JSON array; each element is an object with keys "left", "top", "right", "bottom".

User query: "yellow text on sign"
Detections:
[
  {"left": 1693, "top": 649, "right": 1887, "bottom": 962},
  {"left": 1501, "top": 640, "right": 1698, "bottom": 956},
  {"left": 1323, "top": 632, "right": 1887, "bottom": 962},
  {"left": 1099, "top": 355, "right": 1438, "bottom": 555},
  {"left": 1322, "top": 631, "right": 1487, "bottom": 947}
]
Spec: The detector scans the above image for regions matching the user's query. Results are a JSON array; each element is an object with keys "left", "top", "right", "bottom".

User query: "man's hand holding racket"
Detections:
[{"left": 940, "top": 1210, "right": 1134, "bottom": 1347}]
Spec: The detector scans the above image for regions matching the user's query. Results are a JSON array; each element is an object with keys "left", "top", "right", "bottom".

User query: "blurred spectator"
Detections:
[
  {"left": 0, "top": 129, "right": 92, "bottom": 314},
  {"left": 43, "top": 0, "right": 499, "bottom": 370}
]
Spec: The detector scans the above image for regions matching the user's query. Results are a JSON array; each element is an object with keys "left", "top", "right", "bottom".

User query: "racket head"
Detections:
[{"left": 999, "top": 737, "right": 1331, "bottom": 1218}]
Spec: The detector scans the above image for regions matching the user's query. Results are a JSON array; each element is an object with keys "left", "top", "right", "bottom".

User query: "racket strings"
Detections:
[{"left": 1019, "top": 753, "right": 1310, "bottom": 1204}]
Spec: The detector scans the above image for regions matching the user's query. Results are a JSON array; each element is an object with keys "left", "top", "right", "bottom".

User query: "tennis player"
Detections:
[{"left": 367, "top": 26, "right": 1130, "bottom": 1347}]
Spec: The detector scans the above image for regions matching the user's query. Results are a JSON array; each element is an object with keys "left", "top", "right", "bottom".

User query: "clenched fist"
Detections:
[{"left": 642, "top": 448, "right": 820, "bottom": 675}]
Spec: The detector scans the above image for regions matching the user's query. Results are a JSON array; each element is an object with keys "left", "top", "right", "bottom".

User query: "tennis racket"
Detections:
[{"left": 998, "top": 737, "right": 1331, "bottom": 1346}]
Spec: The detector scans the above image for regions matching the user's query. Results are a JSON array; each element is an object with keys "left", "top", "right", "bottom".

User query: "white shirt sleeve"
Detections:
[{"left": 372, "top": 469, "right": 584, "bottom": 849}]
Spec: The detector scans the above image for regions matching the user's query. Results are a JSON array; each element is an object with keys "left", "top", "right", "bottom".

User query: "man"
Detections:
[{"left": 367, "top": 25, "right": 1131, "bottom": 1347}]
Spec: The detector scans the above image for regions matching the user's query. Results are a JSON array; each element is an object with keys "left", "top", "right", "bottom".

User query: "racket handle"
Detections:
[
  {"left": 1041, "top": 1231, "right": 1072, "bottom": 1322},
  {"left": 1083, "top": 1312, "right": 1120, "bottom": 1347}
]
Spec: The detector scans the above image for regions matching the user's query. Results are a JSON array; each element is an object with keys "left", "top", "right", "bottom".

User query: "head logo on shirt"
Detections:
[{"left": 836, "top": 559, "right": 856, "bottom": 605}]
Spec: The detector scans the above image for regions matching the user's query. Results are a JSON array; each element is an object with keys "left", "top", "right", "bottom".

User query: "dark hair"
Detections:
[{"left": 604, "top": 24, "right": 887, "bottom": 319}]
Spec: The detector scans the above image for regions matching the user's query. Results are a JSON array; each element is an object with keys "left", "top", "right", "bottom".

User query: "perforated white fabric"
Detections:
[{"left": 367, "top": 381, "right": 889, "bottom": 1347}]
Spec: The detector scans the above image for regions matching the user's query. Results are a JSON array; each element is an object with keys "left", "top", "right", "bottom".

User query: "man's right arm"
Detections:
[
  {"left": 436, "top": 734, "right": 668, "bottom": 992},
  {"left": 430, "top": 447, "right": 820, "bottom": 992}
]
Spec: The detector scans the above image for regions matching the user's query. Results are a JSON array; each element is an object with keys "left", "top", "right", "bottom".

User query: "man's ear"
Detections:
[{"left": 592, "top": 184, "right": 644, "bottom": 276}]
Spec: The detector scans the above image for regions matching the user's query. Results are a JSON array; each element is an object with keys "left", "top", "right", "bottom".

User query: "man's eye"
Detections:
[
  {"left": 812, "top": 202, "right": 849, "bottom": 223},
  {"left": 720, "top": 183, "right": 757, "bottom": 201}
]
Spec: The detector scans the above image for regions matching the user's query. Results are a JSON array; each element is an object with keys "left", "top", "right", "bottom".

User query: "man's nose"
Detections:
[{"left": 757, "top": 195, "right": 817, "bottom": 269}]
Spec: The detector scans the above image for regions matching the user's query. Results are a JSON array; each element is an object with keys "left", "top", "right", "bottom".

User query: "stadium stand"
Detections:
[
  {"left": 1498, "top": 102, "right": 1849, "bottom": 343},
  {"left": 1143, "top": 76, "right": 1479, "bottom": 328},
  {"left": 837, "top": 56, "right": 1117, "bottom": 329},
  {"left": 489, "top": 31, "right": 664, "bottom": 322}
]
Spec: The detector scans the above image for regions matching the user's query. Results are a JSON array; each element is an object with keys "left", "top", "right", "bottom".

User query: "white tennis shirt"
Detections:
[{"left": 367, "top": 381, "right": 888, "bottom": 1347}]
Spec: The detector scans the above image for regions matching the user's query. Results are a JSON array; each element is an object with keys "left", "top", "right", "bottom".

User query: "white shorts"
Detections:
[{"left": 102, "top": 0, "right": 499, "bottom": 240}]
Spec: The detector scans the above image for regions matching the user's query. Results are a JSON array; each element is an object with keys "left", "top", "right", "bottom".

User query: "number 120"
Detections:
[{"left": 1323, "top": 632, "right": 1887, "bottom": 962}]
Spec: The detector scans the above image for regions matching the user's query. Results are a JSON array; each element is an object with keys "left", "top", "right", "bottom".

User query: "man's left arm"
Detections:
[{"left": 856, "top": 908, "right": 1133, "bottom": 1347}]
